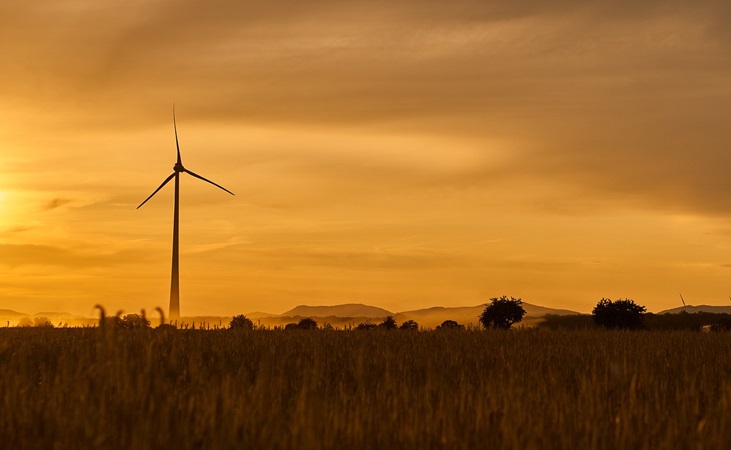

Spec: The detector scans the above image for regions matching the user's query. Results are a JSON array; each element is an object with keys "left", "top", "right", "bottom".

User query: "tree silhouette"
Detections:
[
  {"left": 592, "top": 298, "right": 646, "bottom": 329},
  {"left": 378, "top": 316, "right": 398, "bottom": 330},
  {"left": 229, "top": 314, "right": 254, "bottom": 330},
  {"left": 356, "top": 322, "right": 377, "bottom": 331},
  {"left": 479, "top": 296, "right": 526, "bottom": 329},
  {"left": 436, "top": 320, "right": 464, "bottom": 330},
  {"left": 284, "top": 317, "right": 319, "bottom": 330},
  {"left": 296, "top": 317, "right": 318, "bottom": 330},
  {"left": 399, "top": 319, "right": 419, "bottom": 331},
  {"left": 33, "top": 316, "right": 55, "bottom": 328},
  {"left": 120, "top": 314, "right": 150, "bottom": 329}
]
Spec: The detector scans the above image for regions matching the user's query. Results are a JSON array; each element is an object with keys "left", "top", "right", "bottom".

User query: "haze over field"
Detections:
[{"left": 1, "top": 1, "right": 731, "bottom": 316}]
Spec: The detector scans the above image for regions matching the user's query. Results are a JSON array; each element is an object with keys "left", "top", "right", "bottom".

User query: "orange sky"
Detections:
[{"left": 1, "top": 1, "right": 730, "bottom": 316}]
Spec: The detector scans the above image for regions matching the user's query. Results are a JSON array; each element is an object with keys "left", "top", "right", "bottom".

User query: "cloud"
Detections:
[
  {"left": 0, "top": 244, "right": 151, "bottom": 268},
  {"left": 42, "top": 197, "right": 73, "bottom": 211}
]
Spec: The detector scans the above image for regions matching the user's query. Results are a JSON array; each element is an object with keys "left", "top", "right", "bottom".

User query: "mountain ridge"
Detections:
[
  {"left": 657, "top": 305, "right": 731, "bottom": 315},
  {"left": 0, "top": 302, "right": 580, "bottom": 328}
]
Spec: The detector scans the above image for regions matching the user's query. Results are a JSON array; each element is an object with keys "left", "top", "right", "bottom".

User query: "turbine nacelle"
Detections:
[{"left": 136, "top": 109, "right": 234, "bottom": 210}]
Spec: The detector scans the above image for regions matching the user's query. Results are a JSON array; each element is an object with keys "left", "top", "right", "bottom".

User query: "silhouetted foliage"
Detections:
[
  {"left": 710, "top": 317, "right": 731, "bottom": 332},
  {"left": 297, "top": 317, "right": 319, "bottom": 330},
  {"left": 592, "top": 298, "right": 646, "bottom": 329},
  {"left": 436, "top": 320, "right": 464, "bottom": 330},
  {"left": 479, "top": 296, "right": 526, "bottom": 329},
  {"left": 33, "top": 317, "right": 55, "bottom": 328},
  {"left": 644, "top": 312, "right": 730, "bottom": 331},
  {"left": 399, "top": 319, "right": 419, "bottom": 331},
  {"left": 229, "top": 314, "right": 254, "bottom": 330},
  {"left": 539, "top": 312, "right": 731, "bottom": 331},
  {"left": 321, "top": 322, "right": 334, "bottom": 331},
  {"left": 17, "top": 316, "right": 54, "bottom": 328},
  {"left": 284, "top": 317, "right": 319, "bottom": 330},
  {"left": 355, "top": 322, "right": 377, "bottom": 331},
  {"left": 378, "top": 316, "right": 398, "bottom": 330},
  {"left": 121, "top": 314, "right": 150, "bottom": 329}
]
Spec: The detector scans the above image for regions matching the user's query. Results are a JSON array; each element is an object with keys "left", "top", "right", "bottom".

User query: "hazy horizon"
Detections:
[{"left": 2, "top": 1, "right": 731, "bottom": 316}]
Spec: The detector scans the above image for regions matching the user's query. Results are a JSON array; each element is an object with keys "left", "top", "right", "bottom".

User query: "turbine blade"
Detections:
[
  {"left": 137, "top": 173, "right": 176, "bottom": 209},
  {"left": 680, "top": 293, "right": 686, "bottom": 307},
  {"left": 173, "top": 105, "right": 181, "bottom": 165},
  {"left": 183, "top": 169, "right": 235, "bottom": 196}
]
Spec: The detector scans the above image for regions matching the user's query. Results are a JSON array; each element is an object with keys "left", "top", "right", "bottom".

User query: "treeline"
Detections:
[
  {"left": 540, "top": 311, "right": 731, "bottom": 331},
  {"left": 10, "top": 297, "right": 731, "bottom": 332}
]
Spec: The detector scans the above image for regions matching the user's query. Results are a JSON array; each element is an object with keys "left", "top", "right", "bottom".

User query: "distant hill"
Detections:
[
  {"left": 395, "top": 303, "right": 580, "bottom": 329},
  {"left": 281, "top": 304, "right": 393, "bottom": 318},
  {"left": 0, "top": 309, "right": 27, "bottom": 318},
  {"left": 658, "top": 305, "right": 731, "bottom": 315},
  {"left": 0, "top": 301, "right": 582, "bottom": 329}
]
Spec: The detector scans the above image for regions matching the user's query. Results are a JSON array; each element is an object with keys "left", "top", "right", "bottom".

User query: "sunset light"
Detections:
[
  {"left": 3, "top": 2, "right": 731, "bottom": 450},
  {"left": 0, "top": 1, "right": 729, "bottom": 318}
]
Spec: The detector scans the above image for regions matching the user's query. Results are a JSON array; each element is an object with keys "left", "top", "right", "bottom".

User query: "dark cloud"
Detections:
[
  {"left": 2, "top": 0, "right": 731, "bottom": 219},
  {"left": 42, "top": 197, "right": 73, "bottom": 211}
]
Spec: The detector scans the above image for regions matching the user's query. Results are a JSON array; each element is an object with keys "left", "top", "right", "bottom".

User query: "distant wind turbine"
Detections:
[
  {"left": 137, "top": 108, "right": 234, "bottom": 321},
  {"left": 679, "top": 293, "right": 686, "bottom": 312}
]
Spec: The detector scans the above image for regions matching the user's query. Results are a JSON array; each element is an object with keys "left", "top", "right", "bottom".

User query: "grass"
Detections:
[{"left": 0, "top": 328, "right": 730, "bottom": 449}]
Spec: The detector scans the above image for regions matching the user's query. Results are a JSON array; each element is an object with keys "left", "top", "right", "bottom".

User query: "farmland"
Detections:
[{"left": 0, "top": 328, "right": 730, "bottom": 449}]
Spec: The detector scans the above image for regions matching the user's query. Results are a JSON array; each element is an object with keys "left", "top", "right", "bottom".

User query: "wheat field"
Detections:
[{"left": 0, "top": 328, "right": 729, "bottom": 449}]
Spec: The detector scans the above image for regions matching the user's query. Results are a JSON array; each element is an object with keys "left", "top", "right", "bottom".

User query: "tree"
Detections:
[
  {"left": 592, "top": 298, "right": 646, "bottom": 329},
  {"left": 399, "top": 319, "right": 419, "bottom": 331},
  {"left": 284, "top": 318, "right": 319, "bottom": 330},
  {"left": 355, "top": 322, "right": 377, "bottom": 331},
  {"left": 121, "top": 314, "right": 150, "bottom": 329},
  {"left": 436, "top": 320, "right": 464, "bottom": 330},
  {"left": 33, "top": 316, "right": 55, "bottom": 328},
  {"left": 378, "top": 316, "right": 398, "bottom": 330},
  {"left": 296, "top": 317, "right": 318, "bottom": 330},
  {"left": 229, "top": 314, "right": 254, "bottom": 330},
  {"left": 479, "top": 296, "right": 526, "bottom": 329}
]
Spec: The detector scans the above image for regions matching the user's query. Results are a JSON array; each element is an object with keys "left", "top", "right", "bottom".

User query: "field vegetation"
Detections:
[{"left": 0, "top": 327, "right": 730, "bottom": 449}]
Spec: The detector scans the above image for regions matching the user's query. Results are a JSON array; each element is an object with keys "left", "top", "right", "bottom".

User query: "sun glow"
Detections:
[{"left": 0, "top": 190, "right": 7, "bottom": 214}]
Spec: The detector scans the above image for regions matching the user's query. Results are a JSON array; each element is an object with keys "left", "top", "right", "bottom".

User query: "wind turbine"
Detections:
[
  {"left": 137, "top": 108, "right": 234, "bottom": 321},
  {"left": 679, "top": 293, "right": 686, "bottom": 312}
]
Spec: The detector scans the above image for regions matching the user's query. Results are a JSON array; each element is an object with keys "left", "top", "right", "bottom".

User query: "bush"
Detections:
[
  {"left": 229, "top": 314, "right": 254, "bottom": 330},
  {"left": 33, "top": 317, "right": 55, "bottom": 328},
  {"left": 285, "top": 318, "right": 319, "bottom": 330},
  {"left": 592, "top": 298, "right": 646, "bottom": 329},
  {"left": 121, "top": 314, "right": 150, "bottom": 329},
  {"left": 378, "top": 316, "right": 398, "bottom": 330},
  {"left": 355, "top": 322, "right": 377, "bottom": 331},
  {"left": 479, "top": 296, "right": 526, "bottom": 329},
  {"left": 17, "top": 317, "right": 54, "bottom": 328},
  {"left": 436, "top": 320, "right": 464, "bottom": 330},
  {"left": 399, "top": 320, "right": 419, "bottom": 331},
  {"left": 297, "top": 317, "right": 318, "bottom": 330}
]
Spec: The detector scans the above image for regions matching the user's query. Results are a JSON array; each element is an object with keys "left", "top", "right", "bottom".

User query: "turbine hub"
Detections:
[{"left": 173, "top": 162, "right": 184, "bottom": 172}]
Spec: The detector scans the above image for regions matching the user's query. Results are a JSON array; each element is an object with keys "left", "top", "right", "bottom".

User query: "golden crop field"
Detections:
[{"left": 0, "top": 328, "right": 729, "bottom": 450}]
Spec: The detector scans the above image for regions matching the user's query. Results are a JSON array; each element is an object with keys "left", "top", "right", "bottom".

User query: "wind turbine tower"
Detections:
[{"left": 137, "top": 108, "right": 234, "bottom": 321}]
